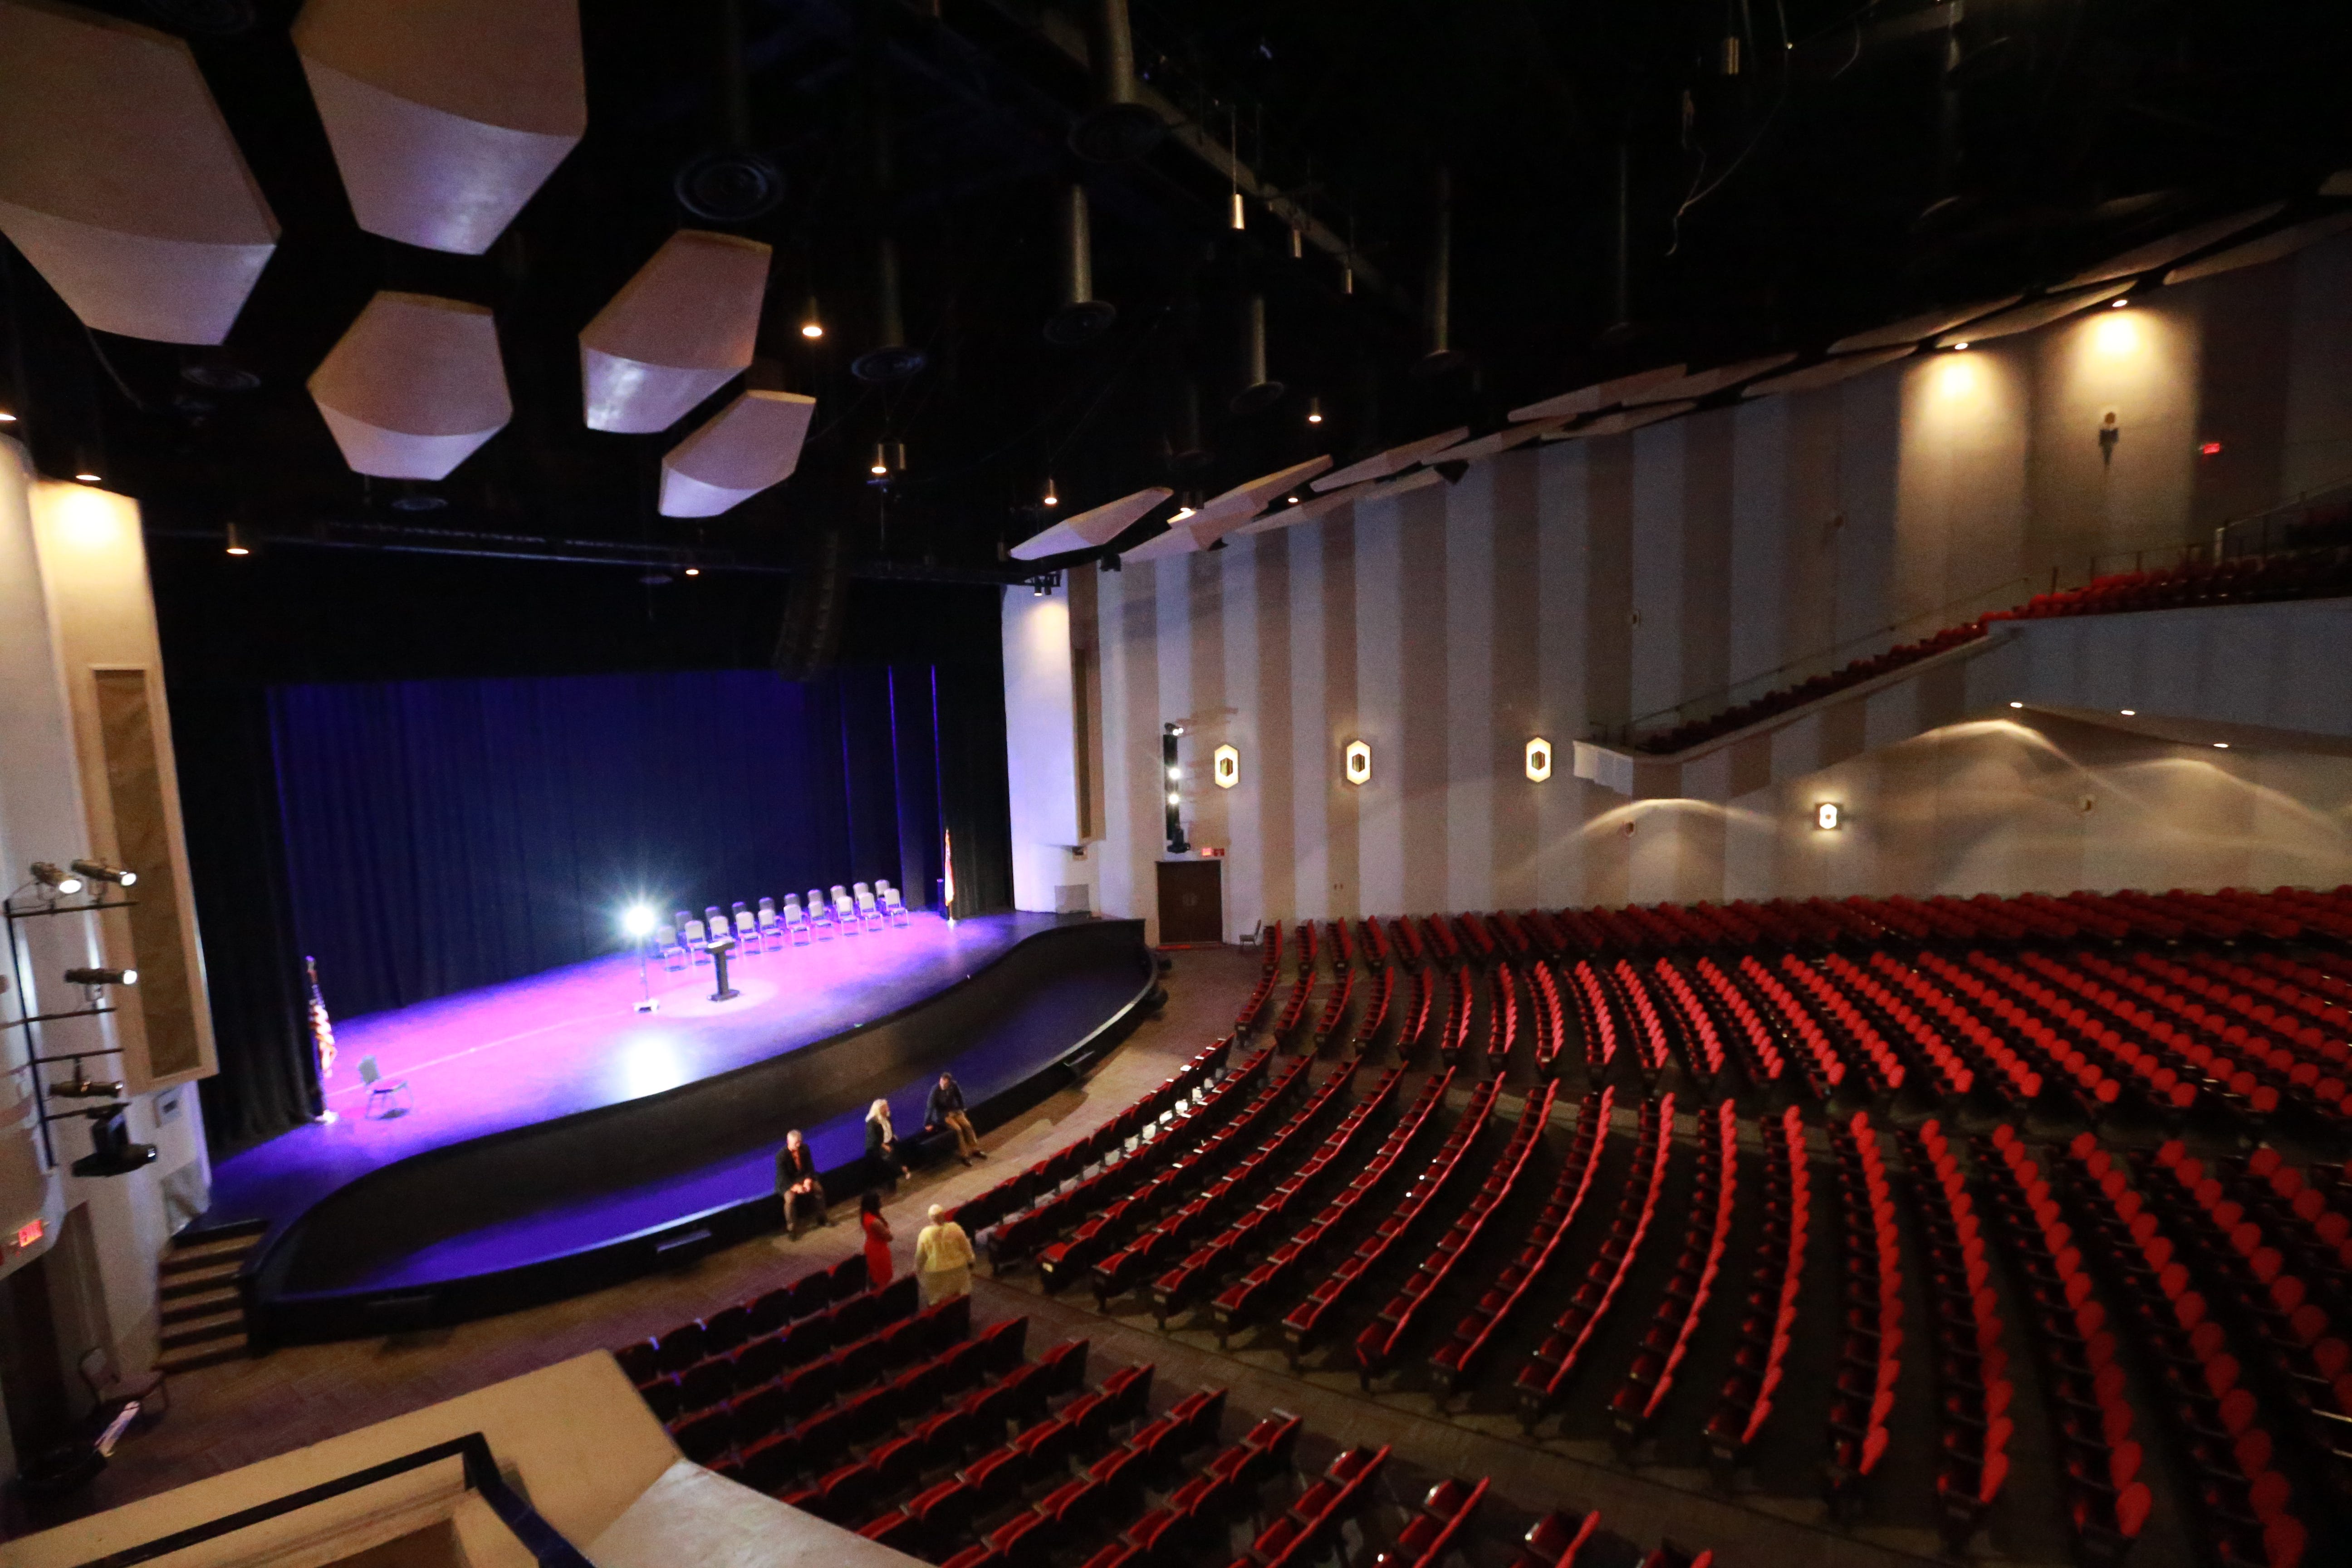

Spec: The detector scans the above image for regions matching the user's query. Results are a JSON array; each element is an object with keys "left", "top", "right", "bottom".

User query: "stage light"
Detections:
[
  {"left": 1814, "top": 802, "right": 1842, "bottom": 831},
  {"left": 64, "top": 967, "right": 137, "bottom": 987},
  {"left": 1171, "top": 505, "right": 1195, "bottom": 522},
  {"left": 1167, "top": 766, "right": 1181, "bottom": 780},
  {"left": 1042, "top": 477, "right": 1059, "bottom": 508},
  {"left": 1287, "top": 495, "right": 1300, "bottom": 505},
  {"left": 1167, "top": 791, "right": 1180, "bottom": 806},
  {"left": 800, "top": 295, "right": 824, "bottom": 339},
  {"left": 2120, "top": 709, "right": 2136, "bottom": 716},
  {"left": 0, "top": 408, "right": 15, "bottom": 422},
  {"left": 29, "top": 862, "right": 83, "bottom": 896},
  {"left": 1305, "top": 396, "right": 1323, "bottom": 425},
  {"left": 224, "top": 521, "right": 250, "bottom": 556},
  {"left": 47, "top": 1073, "right": 122, "bottom": 1100},
  {"left": 1343, "top": 739, "right": 1372, "bottom": 785},
  {"left": 1525, "top": 738, "right": 1553, "bottom": 782},
  {"left": 2214, "top": 741, "right": 2230, "bottom": 750},
  {"left": 2009, "top": 701, "right": 2024, "bottom": 709},
  {"left": 1214, "top": 743, "right": 1239, "bottom": 789},
  {"left": 69, "top": 860, "right": 135, "bottom": 887},
  {"left": 2110, "top": 297, "right": 2130, "bottom": 308},
  {"left": 1033, "top": 580, "right": 1049, "bottom": 597},
  {"left": 1950, "top": 341, "right": 1970, "bottom": 352},
  {"left": 870, "top": 443, "right": 889, "bottom": 476},
  {"left": 74, "top": 470, "right": 101, "bottom": 484},
  {"left": 622, "top": 904, "right": 656, "bottom": 938},
  {"left": 684, "top": 566, "right": 700, "bottom": 577}
]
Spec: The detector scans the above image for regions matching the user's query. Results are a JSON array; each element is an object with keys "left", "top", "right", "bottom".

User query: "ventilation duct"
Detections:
[
  {"left": 674, "top": 0, "right": 785, "bottom": 222},
  {"left": 1601, "top": 142, "right": 1637, "bottom": 345},
  {"left": 1168, "top": 374, "right": 1208, "bottom": 469},
  {"left": 851, "top": 236, "right": 924, "bottom": 383},
  {"left": 1415, "top": 166, "right": 1467, "bottom": 376},
  {"left": 1069, "top": 0, "right": 1163, "bottom": 163},
  {"left": 850, "top": 2, "right": 922, "bottom": 383},
  {"left": 1230, "top": 293, "right": 1283, "bottom": 414},
  {"left": 1044, "top": 182, "right": 1117, "bottom": 344}
]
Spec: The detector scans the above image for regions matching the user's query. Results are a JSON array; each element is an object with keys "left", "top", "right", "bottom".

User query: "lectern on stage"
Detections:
[{"left": 706, "top": 935, "right": 740, "bottom": 1002}]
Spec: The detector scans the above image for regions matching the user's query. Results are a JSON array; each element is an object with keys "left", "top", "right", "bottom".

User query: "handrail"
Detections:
[{"left": 74, "top": 1432, "right": 594, "bottom": 1568}]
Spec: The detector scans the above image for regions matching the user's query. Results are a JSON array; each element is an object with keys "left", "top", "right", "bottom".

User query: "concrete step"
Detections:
[
  {"left": 160, "top": 1241, "right": 255, "bottom": 1278},
  {"left": 158, "top": 1260, "right": 242, "bottom": 1298},
  {"left": 161, "top": 1285, "right": 240, "bottom": 1325},
  {"left": 161, "top": 1308, "right": 245, "bottom": 1349},
  {"left": 156, "top": 1335, "right": 248, "bottom": 1374}
]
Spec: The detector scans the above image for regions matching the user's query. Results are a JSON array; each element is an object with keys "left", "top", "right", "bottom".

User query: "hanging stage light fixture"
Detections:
[
  {"left": 1045, "top": 182, "right": 1117, "bottom": 344},
  {"left": 1068, "top": 0, "right": 1164, "bottom": 162},
  {"left": 1230, "top": 294, "right": 1284, "bottom": 415},
  {"left": 69, "top": 859, "right": 135, "bottom": 887}
]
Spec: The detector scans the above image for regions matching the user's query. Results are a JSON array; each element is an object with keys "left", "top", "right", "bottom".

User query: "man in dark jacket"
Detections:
[
  {"left": 776, "top": 1129, "right": 827, "bottom": 1236},
  {"left": 924, "top": 1072, "right": 984, "bottom": 1165}
]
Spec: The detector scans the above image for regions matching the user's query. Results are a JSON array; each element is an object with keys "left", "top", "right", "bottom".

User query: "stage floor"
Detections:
[{"left": 208, "top": 911, "right": 1065, "bottom": 1242}]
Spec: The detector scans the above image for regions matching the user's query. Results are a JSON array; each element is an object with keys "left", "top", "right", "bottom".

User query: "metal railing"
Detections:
[{"left": 74, "top": 1432, "right": 593, "bottom": 1568}]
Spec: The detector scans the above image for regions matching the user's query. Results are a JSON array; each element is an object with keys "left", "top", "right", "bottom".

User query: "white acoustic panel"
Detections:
[
  {"left": 1829, "top": 297, "right": 2020, "bottom": 355},
  {"left": 1743, "top": 347, "right": 1916, "bottom": 399},
  {"left": 1009, "top": 485, "right": 1171, "bottom": 560},
  {"left": 1508, "top": 382, "right": 1607, "bottom": 423},
  {"left": 2164, "top": 212, "right": 2352, "bottom": 288},
  {"left": 1119, "top": 525, "right": 1205, "bottom": 563},
  {"left": 309, "top": 292, "right": 511, "bottom": 479},
  {"left": 1312, "top": 431, "right": 1464, "bottom": 492},
  {"left": 2063, "top": 204, "right": 2286, "bottom": 288},
  {"left": 294, "top": 0, "right": 586, "bottom": 255},
  {"left": 1932, "top": 283, "right": 2131, "bottom": 347},
  {"left": 1191, "top": 455, "right": 1333, "bottom": 539},
  {"left": 1632, "top": 353, "right": 1798, "bottom": 404},
  {"left": 1424, "top": 416, "right": 1570, "bottom": 466},
  {"left": 581, "top": 230, "right": 771, "bottom": 434},
  {"left": 1546, "top": 401, "right": 1696, "bottom": 439},
  {"left": 658, "top": 388, "right": 816, "bottom": 517},
  {"left": 1235, "top": 479, "right": 1374, "bottom": 535},
  {"left": 0, "top": 0, "right": 278, "bottom": 345}
]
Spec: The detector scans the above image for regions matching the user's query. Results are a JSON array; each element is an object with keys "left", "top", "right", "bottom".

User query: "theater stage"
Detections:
[{"left": 203, "top": 911, "right": 1154, "bottom": 1344}]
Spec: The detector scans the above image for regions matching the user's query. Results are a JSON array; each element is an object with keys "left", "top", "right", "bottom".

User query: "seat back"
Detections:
[{"left": 359, "top": 1055, "right": 382, "bottom": 1086}]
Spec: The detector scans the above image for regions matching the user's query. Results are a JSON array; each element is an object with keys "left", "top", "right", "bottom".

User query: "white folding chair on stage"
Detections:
[
  {"left": 831, "top": 885, "right": 859, "bottom": 934},
  {"left": 881, "top": 883, "right": 910, "bottom": 926},
  {"left": 807, "top": 888, "right": 835, "bottom": 937},
  {"left": 853, "top": 882, "right": 885, "bottom": 932},
  {"left": 703, "top": 906, "right": 727, "bottom": 953},
  {"left": 658, "top": 922, "right": 688, "bottom": 972},
  {"left": 784, "top": 893, "right": 813, "bottom": 945},
  {"left": 732, "top": 901, "right": 759, "bottom": 952},
  {"left": 757, "top": 897, "right": 781, "bottom": 951},
  {"left": 680, "top": 911, "right": 710, "bottom": 964},
  {"left": 358, "top": 1055, "right": 412, "bottom": 1118}
]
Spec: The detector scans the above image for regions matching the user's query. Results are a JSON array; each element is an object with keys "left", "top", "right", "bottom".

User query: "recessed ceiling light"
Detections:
[
  {"left": 2110, "top": 298, "right": 2130, "bottom": 309},
  {"left": 1951, "top": 341, "right": 1970, "bottom": 352},
  {"left": 2120, "top": 709, "right": 2136, "bottom": 715},
  {"left": 2213, "top": 741, "right": 2230, "bottom": 749},
  {"left": 2009, "top": 701, "right": 2023, "bottom": 709}
]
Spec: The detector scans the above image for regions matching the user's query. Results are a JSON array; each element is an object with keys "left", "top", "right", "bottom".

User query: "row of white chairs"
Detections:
[{"left": 658, "top": 882, "right": 910, "bottom": 970}]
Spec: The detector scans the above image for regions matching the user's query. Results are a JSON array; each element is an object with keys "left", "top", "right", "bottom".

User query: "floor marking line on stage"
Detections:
[{"left": 320, "top": 1006, "right": 638, "bottom": 1101}]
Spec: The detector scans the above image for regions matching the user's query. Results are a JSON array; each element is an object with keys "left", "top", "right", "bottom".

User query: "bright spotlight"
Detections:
[
  {"left": 622, "top": 904, "right": 656, "bottom": 939},
  {"left": 30, "top": 862, "right": 84, "bottom": 896},
  {"left": 64, "top": 967, "right": 136, "bottom": 987},
  {"left": 2009, "top": 701, "right": 2024, "bottom": 709},
  {"left": 1950, "top": 342, "right": 1970, "bottom": 352},
  {"left": 2214, "top": 742, "right": 2230, "bottom": 750},
  {"left": 2110, "top": 297, "right": 2129, "bottom": 308},
  {"left": 70, "top": 859, "right": 136, "bottom": 887}
]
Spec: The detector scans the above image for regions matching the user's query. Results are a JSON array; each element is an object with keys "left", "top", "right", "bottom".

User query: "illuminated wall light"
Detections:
[
  {"left": 1167, "top": 791, "right": 1181, "bottom": 804},
  {"left": 2200, "top": 441, "right": 2223, "bottom": 456},
  {"left": 2214, "top": 742, "right": 2230, "bottom": 750},
  {"left": 2009, "top": 701, "right": 2024, "bottom": 709},
  {"left": 1213, "top": 743, "right": 1239, "bottom": 789},
  {"left": 2120, "top": 708, "right": 2136, "bottom": 716},
  {"left": 1950, "top": 341, "right": 1970, "bottom": 352},
  {"left": 1343, "top": 739, "right": 1372, "bottom": 786},
  {"left": 1524, "top": 737, "right": 1553, "bottom": 782},
  {"left": 1814, "top": 802, "right": 1843, "bottom": 832}
]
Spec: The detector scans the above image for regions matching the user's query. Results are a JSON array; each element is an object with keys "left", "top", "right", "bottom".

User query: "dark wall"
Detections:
[{"left": 155, "top": 538, "right": 1013, "bottom": 1156}]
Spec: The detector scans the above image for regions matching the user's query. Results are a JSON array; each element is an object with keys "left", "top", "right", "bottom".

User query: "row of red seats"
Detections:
[
  {"left": 2036, "top": 950, "right": 2314, "bottom": 1120},
  {"left": 617, "top": 1251, "right": 869, "bottom": 1388},
  {"left": 1563, "top": 961, "right": 1618, "bottom": 1077},
  {"left": 1513, "top": 1093, "right": 1677, "bottom": 1424},
  {"left": 2227, "top": 1147, "right": 2352, "bottom": 1318},
  {"left": 1420, "top": 915, "right": 1464, "bottom": 969},
  {"left": 2204, "top": 950, "right": 2352, "bottom": 1038},
  {"left": 1607, "top": 960, "right": 1674, "bottom": 1080},
  {"left": 1820, "top": 952, "right": 1973, "bottom": 1098},
  {"left": 1372, "top": 1476, "right": 1487, "bottom": 1568},
  {"left": 1212, "top": 1069, "right": 1459, "bottom": 1343},
  {"left": 1394, "top": 967, "right": 1436, "bottom": 1061},
  {"left": 1083, "top": 1057, "right": 1334, "bottom": 1305},
  {"left": 1911, "top": 951, "right": 2134, "bottom": 1122},
  {"left": 1457, "top": 911, "right": 1501, "bottom": 966},
  {"left": 1701, "top": 1106, "right": 1808, "bottom": 1473},
  {"left": 1310, "top": 965, "right": 1357, "bottom": 1052},
  {"left": 1431, "top": 1087, "right": 1614, "bottom": 1396},
  {"left": 1356, "top": 1083, "right": 1557, "bottom": 1383},
  {"left": 1242, "top": 1444, "right": 1392, "bottom": 1568},
  {"left": 1329, "top": 917, "right": 1356, "bottom": 973},
  {"left": 1359, "top": 916, "right": 1393, "bottom": 970},
  {"left": 2119, "top": 952, "right": 2352, "bottom": 1123},
  {"left": 624, "top": 1269, "right": 919, "bottom": 1424},
  {"left": 1966, "top": 950, "right": 2184, "bottom": 1119},
  {"left": 1528, "top": 960, "right": 1568, "bottom": 1077},
  {"left": 671, "top": 1292, "right": 980, "bottom": 1482},
  {"left": 1433, "top": 968, "right": 1476, "bottom": 1062},
  {"left": 1778, "top": 955, "right": 1908, "bottom": 1097},
  {"left": 1353, "top": 967, "right": 1397, "bottom": 1056},
  {"left": 1030, "top": 1052, "right": 1299, "bottom": 1286},
  {"left": 1726, "top": 956, "right": 1847, "bottom": 1098},
  {"left": 1392, "top": 916, "right": 1429, "bottom": 970},
  {"left": 953, "top": 1039, "right": 1233, "bottom": 1239},
  {"left": 1992, "top": 550, "right": 2352, "bottom": 623},
  {"left": 1867, "top": 951, "right": 2042, "bottom": 1104},
  {"left": 2059, "top": 1137, "right": 2309, "bottom": 1568},
  {"left": 1646, "top": 960, "right": 1727, "bottom": 1087},
  {"left": 790, "top": 1328, "right": 1100, "bottom": 1535},
  {"left": 1892, "top": 1119, "right": 2013, "bottom": 1549},
  {"left": 1607, "top": 1098, "right": 1739, "bottom": 1450},
  {"left": 2143, "top": 1143, "right": 2352, "bottom": 1498},
  {"left": 1972, "top": 1127, "right": 2153, "bottom": 1565},
  {"left": 1268, "top": 935, "right": 1319, "bottom": 1039},
  {"left": 1486, "top": 965, "right": 1522, "bottom": 1074},
  {"left": 1520, "top": 1509, "right": 1713, "bottom": 1568},
  {"left": 1634, "top": 621, "right": 1987, "bottom": 755},
  {"left": 1821, "top": 1112, "right": 1902, "bottom": 1521},
  {"left": 1282, "top": 1082, "right": 1500, "bottom": 1363},
  {"left": 1147, "top": 1067, "right": 1406, "bottom": 1325},
  {"left": 1682, "top": 957, "right": 1787, "bottom": 1089}
]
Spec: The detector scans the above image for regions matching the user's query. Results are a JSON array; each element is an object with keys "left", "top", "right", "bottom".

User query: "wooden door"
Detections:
[{"left": 1155, "top": 859, "right": 1224, "bottom": 945}]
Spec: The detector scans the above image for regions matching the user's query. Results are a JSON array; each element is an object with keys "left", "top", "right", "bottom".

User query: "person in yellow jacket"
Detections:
[{"left": 913, "top": 1203, "right": 973, "bottom": 1305}]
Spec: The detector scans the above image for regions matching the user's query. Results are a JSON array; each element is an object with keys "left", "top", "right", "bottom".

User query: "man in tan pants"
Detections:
[{"left": 925, "top": 1071, "right": 985, "bottom": 1164}]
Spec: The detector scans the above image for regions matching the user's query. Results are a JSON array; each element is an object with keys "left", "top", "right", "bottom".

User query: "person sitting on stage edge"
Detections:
[
  {"left": 925, "top": 1071, "right": 985, "bottom": 1165},
  {"left": 914, "top": 1203, "right": 973, "bottom": 1306},
  {"left": 865, "top": 1098, "right": 907, "bottom": 1188},
  {"left": 776, "top": 1129, "right": 828, "bottom": 1237},
  {"left": 860, "top": 1189, "right": 893, "bottom": 1287}
]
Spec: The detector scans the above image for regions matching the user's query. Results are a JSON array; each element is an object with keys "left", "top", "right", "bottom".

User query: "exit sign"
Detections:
[{"left": 13, "top": 1218, "right": 44, "bottom": 1251}]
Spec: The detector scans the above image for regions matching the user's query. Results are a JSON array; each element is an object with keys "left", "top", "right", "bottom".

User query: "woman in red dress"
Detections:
[{"left": 860, "top": 1189, "right": 893, "bottom": 1287}]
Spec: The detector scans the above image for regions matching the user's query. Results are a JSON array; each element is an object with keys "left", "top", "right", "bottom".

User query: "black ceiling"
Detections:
[{"left": 2, "top": 0, "right": 2345, "bottom": 590}]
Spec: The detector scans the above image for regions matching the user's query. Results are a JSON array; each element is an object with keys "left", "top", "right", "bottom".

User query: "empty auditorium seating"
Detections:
[
  {"left": 1820, "top": 1112, "right": 1902, "bottom": 1521},
  {"left": 1606, "top": 1098, "right": 1738, "bottom": 1452},
  {"left": 1702, "top": 1105, "right": 1808, "bottom": 1475}
]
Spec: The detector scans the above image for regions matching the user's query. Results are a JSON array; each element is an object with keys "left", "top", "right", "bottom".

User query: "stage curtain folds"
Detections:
[{"left": 266, "top": 665, "right": 976, "bottom": 1019}]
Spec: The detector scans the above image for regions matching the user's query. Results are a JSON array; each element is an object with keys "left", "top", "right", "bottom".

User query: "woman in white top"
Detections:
[{"left": 914, "top": 1204, "right": 974, "bottom": 1305}]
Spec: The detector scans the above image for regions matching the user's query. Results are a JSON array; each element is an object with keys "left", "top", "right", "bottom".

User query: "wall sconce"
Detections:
[
  {"left": 1343, "top": 740, "right": 1372, "bottom": 786},
  {"left": 1814, "top": 802, "right": 1843, "bottom": 831},
  {"left": 1524, "top": 737, "right": 1553, "bottom": 782},
  {"left": 1213, "top": 744, "right": 1240, "bottom": 789}
]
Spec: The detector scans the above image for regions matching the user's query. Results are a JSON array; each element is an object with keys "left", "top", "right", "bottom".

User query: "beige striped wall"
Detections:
[{"left": 1026, "top": 234, "right": 2352, "bottom": 941}]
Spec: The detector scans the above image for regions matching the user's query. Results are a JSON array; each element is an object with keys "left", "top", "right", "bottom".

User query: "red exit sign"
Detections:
[{"left": 13, "top": 1218, "right": 44, "bottom": 1251}]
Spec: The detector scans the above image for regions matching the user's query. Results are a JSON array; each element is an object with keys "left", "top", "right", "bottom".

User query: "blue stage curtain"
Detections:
[{"left": 267, "top": 667, "right": 937, "bottom": 1017}]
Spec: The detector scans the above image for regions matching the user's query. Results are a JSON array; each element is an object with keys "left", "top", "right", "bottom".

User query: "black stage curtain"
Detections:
[
  {"left": 168, "top": 684, "right": 322, "bottom": 1154},
  {"left": 267, "top": 666, "right": 951, "bottom": 1019}
]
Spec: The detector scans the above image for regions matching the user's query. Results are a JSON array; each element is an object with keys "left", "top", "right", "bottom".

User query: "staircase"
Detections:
[{"left": 157, "top": 1221, "right": 265, "bottom": 1373}]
